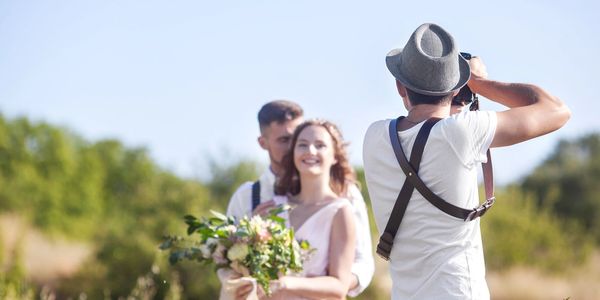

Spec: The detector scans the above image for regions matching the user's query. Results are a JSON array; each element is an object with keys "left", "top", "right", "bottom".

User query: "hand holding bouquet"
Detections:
[{"left": 160, "top": 206, "right": 312, "bottom": 297}]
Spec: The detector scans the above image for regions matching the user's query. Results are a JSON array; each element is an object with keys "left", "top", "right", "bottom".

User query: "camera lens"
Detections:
[{"left": 460, "top": 52, "right": 472, "bottom": 60}]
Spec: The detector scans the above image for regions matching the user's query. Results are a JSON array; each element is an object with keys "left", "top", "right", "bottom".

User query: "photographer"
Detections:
[{"left": 362, "top": 23, "right": 570, "bottom": 299}]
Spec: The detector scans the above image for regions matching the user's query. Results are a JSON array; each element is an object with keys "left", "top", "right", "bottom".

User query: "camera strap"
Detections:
[{"left": 376, "top": 116, "right": 495, "bottom": 261}]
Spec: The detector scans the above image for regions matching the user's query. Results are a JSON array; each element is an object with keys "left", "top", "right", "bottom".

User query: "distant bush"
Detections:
[
  {"left": 0, "top": 113, "right": 258, "bottom": 298},
  {"left": 522, "top": 133, "right": 600, "bottom": 243},
  {"left": 481, "top": 186, "right": 593, "bottom": 272}
]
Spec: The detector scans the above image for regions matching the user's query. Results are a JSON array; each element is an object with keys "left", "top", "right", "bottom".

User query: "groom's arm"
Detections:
[
  {"left": 346, "top": 184, "right": 375, "bottom": 297},
  {"left": 226, "top": 182, "right": 253, "bottom": 218}
]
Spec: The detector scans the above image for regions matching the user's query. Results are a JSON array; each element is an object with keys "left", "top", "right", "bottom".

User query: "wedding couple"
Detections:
[
  {"left": 227, "top": 101, "right": 372, "bottom": 299},
  {"left": 226, "top": 23, "right": 570, "bottom": 299}
]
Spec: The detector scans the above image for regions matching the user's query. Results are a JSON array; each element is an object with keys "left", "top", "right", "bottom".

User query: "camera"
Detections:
[{"left": 452, "top": 52, "right": 479, "bottom": 111}]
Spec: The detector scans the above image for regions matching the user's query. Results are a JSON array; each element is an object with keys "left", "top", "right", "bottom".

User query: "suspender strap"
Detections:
[
  {"left": 251, "top": 180, "right": 261, "bottom": 211},
  {"left": 471, "top": 95, "right": 495, "bottom": 203},
  {"left": 483, "top": 150, "right": 494, "bottom": 201},
  {"left": 376, "top": 117, "right": 440, "bottom": 260},
  {"left": 390, "top": 117, "right": 495, "bottom": 221},
  {"left": 376, "top": 116, "right": 496, "bottom": 261}
]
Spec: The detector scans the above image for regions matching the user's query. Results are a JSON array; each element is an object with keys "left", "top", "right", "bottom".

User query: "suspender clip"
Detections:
[
  {"left": 376, "top": 232, "right": 394, "bottom": 261},
  {"left": 465, "top": 197, "right": 496, "bottom": 221}
]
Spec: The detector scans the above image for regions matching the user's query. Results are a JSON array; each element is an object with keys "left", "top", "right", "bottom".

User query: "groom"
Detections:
[
  {"left": 363, "top": 23, "right": 570, "bottom": 299},
  {"left": 226, "top": 100, "right": 374, "bottom": 297}
]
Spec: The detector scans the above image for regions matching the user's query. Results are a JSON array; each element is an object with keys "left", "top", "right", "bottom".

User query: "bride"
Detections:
[{"left": 236, "top": 119, "right": 357, "bottom": 300}]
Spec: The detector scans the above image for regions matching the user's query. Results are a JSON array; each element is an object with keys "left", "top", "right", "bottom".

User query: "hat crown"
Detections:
[
  {"left": 386, "top": 23, "right": 470, "bottom": 96},
  {"left": 417, "top": 25, "right": 452, "bottom": 57}
]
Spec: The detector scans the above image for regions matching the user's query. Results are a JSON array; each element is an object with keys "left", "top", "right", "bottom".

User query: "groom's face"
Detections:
[{"left": 259, "top": 118, "right": 304, "bottom": 168}]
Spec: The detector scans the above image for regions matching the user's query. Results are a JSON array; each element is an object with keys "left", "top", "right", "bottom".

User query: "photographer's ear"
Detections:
[{"left": 396, "top": 80, "right": 408, "bottom": 98}]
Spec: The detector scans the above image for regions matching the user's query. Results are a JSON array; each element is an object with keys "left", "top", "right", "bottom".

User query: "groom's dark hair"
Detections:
[{"left": 258, "top": 100, "right": 304, "bottom": 132}]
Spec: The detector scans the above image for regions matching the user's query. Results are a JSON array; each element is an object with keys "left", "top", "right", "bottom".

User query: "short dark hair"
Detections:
[
  {"left": 406, "top": 88, "right": 453, "bottom": 106},
  {"left": 258, "top": 100, "right": 303, "bottom": 132}
]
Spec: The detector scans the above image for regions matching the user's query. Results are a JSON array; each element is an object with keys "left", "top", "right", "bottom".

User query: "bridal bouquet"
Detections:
[{"left": 160, "top": 206, "right": 312, "bottom": 297}]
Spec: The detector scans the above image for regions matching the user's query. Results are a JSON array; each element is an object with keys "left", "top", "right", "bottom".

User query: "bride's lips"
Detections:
[{"left": 300, "top": 157, "right": 320, "bottom": 166}]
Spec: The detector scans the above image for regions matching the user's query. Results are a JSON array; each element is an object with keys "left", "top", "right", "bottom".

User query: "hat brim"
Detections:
[{"left": 386, "top": 48, "right": 471, "bottom": 96}]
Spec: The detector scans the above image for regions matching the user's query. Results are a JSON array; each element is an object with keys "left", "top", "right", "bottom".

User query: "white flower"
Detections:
[
  {"left": 227, "top": 243, "right": 249, "bottom": 261},
  {"left": 249, "top": 216, "right": 266, "bottom": 233},
  {"left": 206, "top": 238, "right": 218, "bottom": 247},
  {"left": 199, "top": 244, "right": 212, "bottom": 259},
  {"left": 223, "top": 225, "right": 237, "bottom": 234}
]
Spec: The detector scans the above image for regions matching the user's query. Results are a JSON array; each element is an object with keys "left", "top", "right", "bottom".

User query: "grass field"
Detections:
[{"left": 3, "top": 213, "right": 600, "bottom": 299}]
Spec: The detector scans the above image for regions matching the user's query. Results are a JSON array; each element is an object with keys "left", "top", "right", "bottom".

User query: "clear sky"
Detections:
[{"left": 1, "top": 0, "right": 598, "bottom": 184}]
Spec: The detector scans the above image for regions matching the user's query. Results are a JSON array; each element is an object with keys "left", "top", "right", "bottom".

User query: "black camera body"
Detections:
[{"left": 452, "top": 52, "right": 478, "bottom": 111}]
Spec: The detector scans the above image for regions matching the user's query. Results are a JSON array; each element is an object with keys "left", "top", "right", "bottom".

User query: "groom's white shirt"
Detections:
[{"left": 227, "top": 168, "right": 374, "bottom": 297}]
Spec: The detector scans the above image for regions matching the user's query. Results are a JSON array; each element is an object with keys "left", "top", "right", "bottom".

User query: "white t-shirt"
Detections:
[
  {"left": 226, "top": 168, "right": 374, "bottom": 297},
  {"left": 363, "top": 111, "right": 497, "bottom": 300}
]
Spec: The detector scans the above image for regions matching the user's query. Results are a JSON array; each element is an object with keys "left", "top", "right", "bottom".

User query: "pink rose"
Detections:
[{"left": 256, "top": 228, "right": 272, "bottom": 242}]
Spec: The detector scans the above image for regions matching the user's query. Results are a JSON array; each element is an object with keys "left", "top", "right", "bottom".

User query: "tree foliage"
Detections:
[
  {"left": 0, "top": 113, "right": 597, "bottom": 298},
  {"left": 481, "top": 186, "right": 592, "bottom": 272},
  {"left": 0, "top": 113, "right": 256, "bottom": 298},
  {"left": 522, "top": 133, "right": 600, "bottom": 242}
]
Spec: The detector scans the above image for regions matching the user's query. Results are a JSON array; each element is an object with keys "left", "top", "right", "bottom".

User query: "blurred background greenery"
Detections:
[{"left": 1, "top": 113, "right": 599, "bottom": 299}]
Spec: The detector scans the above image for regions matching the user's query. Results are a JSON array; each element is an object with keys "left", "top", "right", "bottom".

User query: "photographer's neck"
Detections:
[{"left": 401, "top": 104, "right": 450, "bottom": 129}]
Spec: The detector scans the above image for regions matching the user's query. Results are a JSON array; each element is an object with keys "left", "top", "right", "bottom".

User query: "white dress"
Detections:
[{"left": 272, "top": 196, "right": 352, "bottom": 299}]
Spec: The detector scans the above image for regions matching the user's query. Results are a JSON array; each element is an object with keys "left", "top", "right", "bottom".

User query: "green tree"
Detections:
[
  {"left": 522, "top": 133, "right": 600, "bottom": 242},
  {"left": 206, "top": 157, "right": 260, "bottom": 211},
  {"left": 481, "top": 186, "right": 592, "bottom": 271}
]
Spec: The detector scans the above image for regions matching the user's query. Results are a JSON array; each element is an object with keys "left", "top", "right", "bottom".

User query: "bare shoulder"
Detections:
[
  {"left": 332, "top": 199, "right": 354, "bottom": 226},
  {"left": 330, "top": 200, "right": 355, "bottom": 249}
]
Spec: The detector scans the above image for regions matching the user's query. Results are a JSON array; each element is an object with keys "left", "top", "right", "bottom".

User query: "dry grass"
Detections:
[
  {"left": 0, "top": 214, "right": 92, "bottom": 284},
  {"left": 366, "top": 252, "right": 600, "bottom": 300},
  {"left": 487, "top": 253, "right": 600, "bottom": 300},
  {"left": 2, "top": 213, "right": 599, "bottom": 299}
]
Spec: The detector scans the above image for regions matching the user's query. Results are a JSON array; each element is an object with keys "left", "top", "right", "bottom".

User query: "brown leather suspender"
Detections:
[{"left": 376, "top": 117, "right": 496, "bottom": 261}]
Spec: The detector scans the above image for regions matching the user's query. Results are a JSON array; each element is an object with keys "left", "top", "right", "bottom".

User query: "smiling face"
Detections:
[
  {"left": 293, "top": 125, "right": 338, "bottom": 177},
  {"left": 275, "top": 119, "right": 355, "bottom": 196}
]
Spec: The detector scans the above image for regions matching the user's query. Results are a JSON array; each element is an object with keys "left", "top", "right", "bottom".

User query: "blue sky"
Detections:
[{"left": 1, "top": 1, "right": 598, "bottom": 184}]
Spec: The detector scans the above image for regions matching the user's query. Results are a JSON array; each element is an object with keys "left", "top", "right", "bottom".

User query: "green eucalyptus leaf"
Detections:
[
  {"left": 158, "top": 239, "right": 172, "bottom": 250},
  {"left": 269, "top": 215, "right": 286, "bottom": 225},
  {"left": 208, "top": 218, "right": 225, "bottom": 226},
  {"left": 210, "top": 210, "right": 228, "bottom": 221},
  {"left": 235, "top": 228, "right": 250, "bottom": 237},
  {"left": 184, "top": 214, "right": 197, "bottom": 222}
]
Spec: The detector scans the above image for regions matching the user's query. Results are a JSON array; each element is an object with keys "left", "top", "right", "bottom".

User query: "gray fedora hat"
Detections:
[{"left": 386, "top": 23, "right": 470, "bottom": 96}]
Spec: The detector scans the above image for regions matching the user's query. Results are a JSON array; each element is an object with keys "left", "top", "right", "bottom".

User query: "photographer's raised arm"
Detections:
[{"left": 467, "top": 58, "right": 571, "bottom": 147}]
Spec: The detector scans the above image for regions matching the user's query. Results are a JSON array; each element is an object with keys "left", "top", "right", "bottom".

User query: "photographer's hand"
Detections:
[
  {"left": 467, "top": 56, "right": 488, "bottom": 85},
  {"left": 465, "top": 56, "right": 570, "bottom": 148}
]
